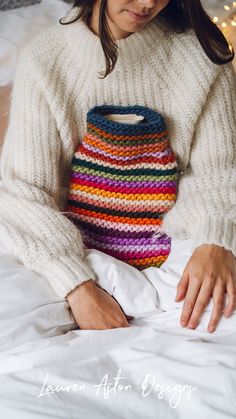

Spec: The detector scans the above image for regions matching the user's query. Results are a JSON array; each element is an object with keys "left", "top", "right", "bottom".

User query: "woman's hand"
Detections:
[
  {"left": 66, "top": 279, "right": 132, "bottom": 330},
  {"left": 175, "top": 244, "right": 236, "bottom": 333}
]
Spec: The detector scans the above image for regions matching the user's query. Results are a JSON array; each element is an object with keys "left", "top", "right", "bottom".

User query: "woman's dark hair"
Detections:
[{"left": 59, "top": 0, "right": 235, "bottom": 79}]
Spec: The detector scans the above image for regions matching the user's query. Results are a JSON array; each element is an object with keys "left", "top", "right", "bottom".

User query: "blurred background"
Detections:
[
  {"left": 0, "top": 0, "right": 235, "bottom": 149},
  {"left": 202, "top": 0, "right": 236, "bottom": 71}
]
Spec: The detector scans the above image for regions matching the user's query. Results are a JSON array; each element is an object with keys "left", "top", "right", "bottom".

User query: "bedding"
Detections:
[
  {"left": 0, "top": 0, "right": 72, "bottom": 149},
  {"left": 0, "top": 0, "right": 72, "bottom": 86},
  {"left": 0, "top": 0, "right": 41, "bottom": 11},
  {"left": 0, "top": 234, "right": 235, "bottom": 418}
]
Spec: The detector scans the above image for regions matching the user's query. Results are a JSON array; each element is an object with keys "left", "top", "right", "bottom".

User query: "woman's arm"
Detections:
[
  {"left": 0, "top": 47, "right": 96, "bottom": 299},
  {"left": 172, "top": 61, "right": 236, "bottom": 332},
  {"left": 166, "top": 61, "right": 236, "bottom": 256}
]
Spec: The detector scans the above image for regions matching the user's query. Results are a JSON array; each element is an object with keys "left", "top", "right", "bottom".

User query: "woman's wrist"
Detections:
[{"left": 66, "top": 279, "right": 94, "bottom": 302}]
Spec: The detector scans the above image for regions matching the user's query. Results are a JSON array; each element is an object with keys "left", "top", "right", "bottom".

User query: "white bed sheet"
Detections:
[
  {"left": 0, "top": 236, "right": 235, "bottom": 418},
  {"left": 0, "top": 0, "right": 72, "bottom": 86}
]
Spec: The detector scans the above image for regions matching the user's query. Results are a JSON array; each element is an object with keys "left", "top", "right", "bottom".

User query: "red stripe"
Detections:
[{"left": 78, "top": 146, "right": 176, "bottom": 166}]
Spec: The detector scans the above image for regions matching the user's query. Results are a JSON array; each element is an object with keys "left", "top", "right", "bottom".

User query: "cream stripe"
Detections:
[{"left": 74, "top": 153, "right": 178, "bottom": 170}]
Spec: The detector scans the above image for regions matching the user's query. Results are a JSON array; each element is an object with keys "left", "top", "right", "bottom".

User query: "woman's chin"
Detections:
[{"left": 119, "top": 20, "right": 149, "bottom": 34}]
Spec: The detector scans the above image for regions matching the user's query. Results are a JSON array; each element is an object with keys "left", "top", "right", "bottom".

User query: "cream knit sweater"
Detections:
[{"left": 0, "top": 11, "right": 235, "bottom": 299}]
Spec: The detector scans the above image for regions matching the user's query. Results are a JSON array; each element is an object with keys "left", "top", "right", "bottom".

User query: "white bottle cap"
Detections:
[{"left": 105, "top": 114, "right": 145, "bottom": 124}]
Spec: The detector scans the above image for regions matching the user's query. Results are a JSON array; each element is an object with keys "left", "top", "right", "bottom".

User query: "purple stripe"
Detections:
[
  {"left": 74, "top": 219, "right": 162, "bottom": 238},
  {"left": 84, "top": 238, "right": 171, "bottom": 259},
  {"left": 71, "top": 172, "right": 177, "bottom": 189},
  {"left": 80, "top": 227, "right": 170, "bottom": 246},
  {"left": 89, "top": 235, "right": 170, "bottom": 247}
]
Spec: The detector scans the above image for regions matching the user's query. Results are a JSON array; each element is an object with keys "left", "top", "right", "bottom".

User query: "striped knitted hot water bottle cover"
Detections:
[{"left": 66, "top": 105, "right": 180, "bottom": 269}]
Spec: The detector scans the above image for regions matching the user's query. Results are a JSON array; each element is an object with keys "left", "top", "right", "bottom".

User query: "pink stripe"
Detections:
[{"left": 70, "top": 178, "right": 176, "bottom": 195}]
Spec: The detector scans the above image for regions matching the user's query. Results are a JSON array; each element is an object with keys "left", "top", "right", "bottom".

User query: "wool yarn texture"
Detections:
[{"left": 66, "top": 105, "right": 180, "bottom": 269}]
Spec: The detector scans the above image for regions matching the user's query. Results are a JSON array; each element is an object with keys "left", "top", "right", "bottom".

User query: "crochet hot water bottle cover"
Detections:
[{"left": 66, "top": 104, "right": 180, "bottom": 269}]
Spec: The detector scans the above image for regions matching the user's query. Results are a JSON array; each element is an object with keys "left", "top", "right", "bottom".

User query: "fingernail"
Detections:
[
  {"left": 208, "top": 326, "right": 215, "bottom": 333},
  {"left": 180, "top": 321, "right": 187, "bottom": 327},
  {"left": 225, "top": 311, "right": 232, "bottom": 318}
]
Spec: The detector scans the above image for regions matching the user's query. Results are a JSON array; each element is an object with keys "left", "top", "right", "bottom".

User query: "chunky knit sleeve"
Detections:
[
  {"left": 0, "top": 48, "right": 96, "bottom": 299},
  {"left": 162, "top": 61, "right": 236, "bottom": 257}
]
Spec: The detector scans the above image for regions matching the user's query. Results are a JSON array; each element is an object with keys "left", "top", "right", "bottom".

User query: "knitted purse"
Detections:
[{"left": 66, "top": 105, "right": 180, "bottom": 270}]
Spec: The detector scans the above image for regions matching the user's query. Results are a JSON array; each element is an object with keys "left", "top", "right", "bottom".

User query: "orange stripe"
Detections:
[
  {"left": 128, "top": 255, "right": 167, "bottom": 267},
  {"left": 68, "top": 205, "right": 162, "bottom": 226},
  {"left": 69, "top": 184, "right": 176, "bottom": 201},
  {"left": 88, "top": 123, "right": 168, "bottom": 141},
  {"left": 83, "top": 134, "right": 169, "bottom": 155}
]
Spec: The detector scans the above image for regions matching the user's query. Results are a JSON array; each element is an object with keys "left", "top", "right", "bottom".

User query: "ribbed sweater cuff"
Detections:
[
  {"left": 192, "top": 216, "right": 236, "bottom": 258},
  {"left": 37, "top": 252, "right": 96, "bottom": 299}
]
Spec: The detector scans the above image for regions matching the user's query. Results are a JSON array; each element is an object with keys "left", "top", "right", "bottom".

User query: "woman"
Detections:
[{"left": 0, "top": 0, "right": 235, "bottom": 333}]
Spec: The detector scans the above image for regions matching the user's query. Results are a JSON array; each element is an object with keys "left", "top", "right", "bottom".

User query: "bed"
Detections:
[
  {"left": 0, "top": 0, "right": 72, "bottom": 150},
  {"left": 1, "top": 236, "right": 236, "bottom": 418},
  {"left": 0, "top": 1, "right": 236, "bottom": 418}
]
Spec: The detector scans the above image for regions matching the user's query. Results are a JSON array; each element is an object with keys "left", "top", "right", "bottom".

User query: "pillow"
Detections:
[{"left": 0, "top": 0, "right": 41, "bottom": 11}]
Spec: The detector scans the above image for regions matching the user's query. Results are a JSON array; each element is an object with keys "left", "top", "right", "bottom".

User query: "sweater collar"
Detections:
[{"left": 61, "top": 8, "right": 167, "bottom": 70}]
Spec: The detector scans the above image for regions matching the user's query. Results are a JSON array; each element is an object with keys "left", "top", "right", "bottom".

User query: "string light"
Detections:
[
  {"left": 210, "top": 1, "right": 236, "bottom": 56},
  {"left": 211, "top": 1, "right": 236, "bottom": 29}
]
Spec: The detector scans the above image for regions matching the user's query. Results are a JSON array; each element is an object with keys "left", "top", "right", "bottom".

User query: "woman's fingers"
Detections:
[
  {"left": 186, "top": 279, "right": 214, "bottom": 329},
  {"left": 179, "top": 276, "right": 202, "bottom": 327},
  {"left": 224, "top": 279, "right": 236, "bottom": 318},
  {"left": 112, "top": 295, "right": 134, "bottom": 321},
  {"left": 175, "top": 272, "right": 189, "bottom": 301},
  {"left": 207, "top": 281, "right": 225, "bottom": 333}
]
